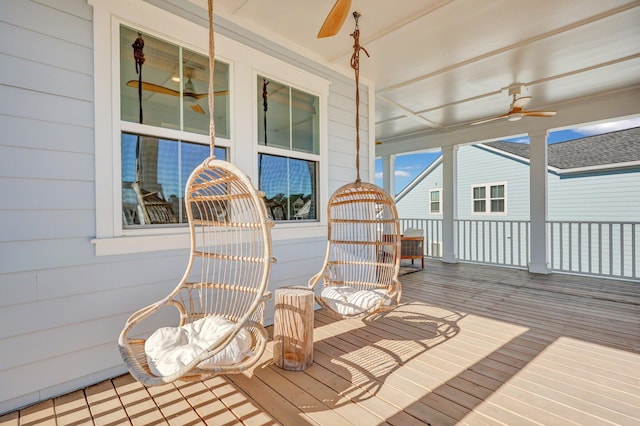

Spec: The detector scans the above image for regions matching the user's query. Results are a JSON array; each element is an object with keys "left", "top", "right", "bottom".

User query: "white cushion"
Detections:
[
  {"left": 320, "top": 286, "right": 390, "bottom": 316},
  {"left": 403, "top": 228, "right": 424, "bottom": 237},
  {"left": 145, "top": 315, "right": 251, "bottom": 377}
]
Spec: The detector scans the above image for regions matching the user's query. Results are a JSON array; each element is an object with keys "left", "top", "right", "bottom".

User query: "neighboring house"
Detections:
[
  {"left": 0, "top": 0, "right": 373, "bottom": 413},
  {"left": 396, "top": 127, "right": 640, "bottom": 222}
]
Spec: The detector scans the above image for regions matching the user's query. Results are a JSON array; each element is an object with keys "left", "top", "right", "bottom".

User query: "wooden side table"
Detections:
[{"left": 273, "top": 286, "right": 314, "bottom": 370}]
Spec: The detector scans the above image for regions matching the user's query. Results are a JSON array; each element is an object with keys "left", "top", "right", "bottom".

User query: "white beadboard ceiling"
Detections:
[{"left": 189, "top": 0, "right": 640, "bottom": 154}]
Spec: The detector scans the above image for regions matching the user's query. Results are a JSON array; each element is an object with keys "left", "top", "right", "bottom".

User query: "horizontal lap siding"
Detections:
[
  {"left": 548, "top": 170, "right": 640, "bottom": 221},
  {"left": 0, "top": 0, "right": 369, "bottom": 415},
  {"left": 0, "top": 0, "right": 180, "bottom": 413},
  {"left": 397, "top": 163, "right": 443, "bottom": 219}
]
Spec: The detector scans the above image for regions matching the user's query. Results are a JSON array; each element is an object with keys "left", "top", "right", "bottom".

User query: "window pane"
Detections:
[
  {"left": 122, "top": 134, "right": 179, "bottom": 226},
  {"left": 473, "top": 186, "right": 485, "bottom": 199},
  {"left": 121, "top": 26, "right": 180, "bottom": 129},
  {"left": 430, "top": 201, "right": 440, "bottom": 213},
  {"left": 122, "top": 133, "right": 217, "bottom": 226},
  {"left": 491, "top": 184, "right": 504, "bottom": 198},
  {"left": 473, "top": 200, "right": 486, "bottom": 213},
  {"left": 259, "top": 154, "right": 317, "bottom": 221},
  {"left": 491, "top": 199, "right": 505, "bottom": 212},
  {"left": 120, "top": 26, "right": 230, "bottom": 137},
  {"left": 257, "top": 77, "right": 290, "bottom": 149},
  {"left": 430, "top": 191, "right": 440, "bottom": 202},
  {"left": 291, "top": 87, "right": 319, "bottom": 154}
]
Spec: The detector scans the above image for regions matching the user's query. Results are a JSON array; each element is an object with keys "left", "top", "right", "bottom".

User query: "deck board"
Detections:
[{"left": 2, "top": 260, "right": 639, "bottom": 425}]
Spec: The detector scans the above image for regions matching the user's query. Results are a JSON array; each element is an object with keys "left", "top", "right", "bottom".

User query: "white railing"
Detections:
[
  {"left": 398, "top": 218, "right": 639, "bottom": 280},
  {"left": 456, "top": 219, "right": 530, "bottom": 268},
  {"left": 548, "top": 221, "right": 638, "bottom": 280}
]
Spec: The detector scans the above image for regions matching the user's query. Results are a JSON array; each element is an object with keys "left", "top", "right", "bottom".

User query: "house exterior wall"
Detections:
[
  {"left": 456, "top": 146, "right": 531, "bottom": 220},
  {"left": 0, "top": 0, "right": 370, "bottom": 413},
  {"left": 396, "top": 163, "right": 443, "bottom": 219},
  {"left": 397, "top": 144, "right": 640, "bottom": 222}
]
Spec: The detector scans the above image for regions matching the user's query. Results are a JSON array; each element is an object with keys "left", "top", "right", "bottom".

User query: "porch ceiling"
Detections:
[{"left": 195, "top": 0, "right": 640, "bottom": 154}]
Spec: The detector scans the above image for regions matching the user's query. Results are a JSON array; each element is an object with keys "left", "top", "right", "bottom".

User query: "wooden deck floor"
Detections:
[{"left": 2, "top": 261, "right": 639, "bottom": 425}]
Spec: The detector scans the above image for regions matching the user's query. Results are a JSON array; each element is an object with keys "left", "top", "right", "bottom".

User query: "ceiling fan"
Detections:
[
  {"left": 470, "top": 85, "right": 557, "bottom": 126},
  {"left": 317, "top": 0, "right": 352, "bottom": 38},
  {"left": 126, "top": 78, "right": 228, "bottom": 114}
]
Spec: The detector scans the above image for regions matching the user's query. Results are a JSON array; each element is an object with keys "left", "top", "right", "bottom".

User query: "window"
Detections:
[
  {"left": 119, "top": 26, "right": 230, "bottom": 227},
  {"left": 429, "top": 189, "right": 441, "bottom": 214},
  {"left": 472, "top": 183, "right": 506, "bottom": 214},
  {"left": 257, "top": 76, "right": 320, "bottom": 221},
  {"left": 91, "top": 0, "right": 330, "bottom": 254}
]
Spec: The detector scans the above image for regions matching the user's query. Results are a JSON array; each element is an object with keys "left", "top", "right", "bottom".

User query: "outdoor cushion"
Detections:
[
  {"left": 320, "top": 285, "right": 389, "bottom": 316},
  {"left": 145, "top": 315, "right": 251, "bottom": 377}
]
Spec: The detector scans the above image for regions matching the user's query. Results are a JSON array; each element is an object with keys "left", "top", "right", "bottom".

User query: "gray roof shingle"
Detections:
[{"left": 483, "top": 126, "right": 640, "bottom": 170}]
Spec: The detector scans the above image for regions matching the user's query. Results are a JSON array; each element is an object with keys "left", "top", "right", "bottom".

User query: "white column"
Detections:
[
  {"left": 528, "top": 130, "right": 550, "bottom": 274},
  {"left": 382, "top": 154, "right": 395, "bottom": 196},
  {"left": 441, "top": 145, "right": 458, "bottom": 263}
]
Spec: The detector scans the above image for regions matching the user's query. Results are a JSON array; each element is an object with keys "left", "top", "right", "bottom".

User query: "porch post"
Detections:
[
  {"left": 382, "top": 154, "right": 395, "bottom": 196},
  {"left": 528, "top": 130, "right": 550, "bottom": 274},
  {"left": 441, "top": 145, "right": 458, "bottom": 263}
]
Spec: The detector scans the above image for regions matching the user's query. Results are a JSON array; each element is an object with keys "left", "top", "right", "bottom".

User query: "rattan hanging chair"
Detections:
[
  {"left": 308, "top": 12, "right": 402, "bottom": 319},
  {"left": 309, "top": 181, "right": 402, "bottom": 318},
  {"left": 119, "top": 159, "right": 275, "bottom": 386},
  {"left": 118, "top": 0, "right": 274, "bottom": 386}
]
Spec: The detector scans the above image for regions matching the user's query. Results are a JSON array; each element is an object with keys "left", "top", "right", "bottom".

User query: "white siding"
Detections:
[
  {"left": 548, "top": 170, "right": 640, "bottom": 221},
  {"left": 397, "top": 144, "right": 639, "bottom": 222},
  {"left": 397, "top": 163, "right": 443, "bottom": 219},
  {"left": 457, "top": 146, "right": 531, "bottom": 220},
  {"left": 0, "top": 0, "right": 369, "bottom": 413}
]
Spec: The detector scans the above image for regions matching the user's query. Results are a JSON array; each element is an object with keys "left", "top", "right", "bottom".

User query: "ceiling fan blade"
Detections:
[
  {"left": 129, "top": 80, "right": 223, "bottom": 100},
  {"left": 187, "top": 89, "right": 229, "bottom": 99},
  {"left": 522, "top": 110, "right": 557, "bottom": 118},
  {"left": 317, "top": 0, "right": 352, "bottom": 38},
  {"left": 127, "top": 80, "right": 180, "bottom": 96},
  {"left": 191, "top": 104, "right": 205, "bottom": 114},
  {"left": 470, "top": 113, "right": 508, "bottom": 126},
  {"left": 512, "top": 96, "right": 532, "bottom": 110}
]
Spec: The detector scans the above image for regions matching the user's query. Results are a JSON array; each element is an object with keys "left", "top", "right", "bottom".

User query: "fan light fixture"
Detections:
[{"left": 470, "top": 84, "right": 557, "bottom": 126}]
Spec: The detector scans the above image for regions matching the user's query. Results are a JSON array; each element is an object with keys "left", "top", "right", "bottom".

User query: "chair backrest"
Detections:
[
  {"left": 314, "top": 181, "right": 401, "bottom": 295},
  {"left": 178, "top": 158, "right": 274, "bottom": 325},
  {"left": 131, "top": 182, "right": 178, "bottom": 225}
]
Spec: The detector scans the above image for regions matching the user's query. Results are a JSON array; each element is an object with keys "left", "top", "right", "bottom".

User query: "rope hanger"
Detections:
[
  {"left": 207, "top": 0, "right": 216, "bottom": 157},
  {"left": 350, "top": 12, "right": 370, "bottom": 185}
]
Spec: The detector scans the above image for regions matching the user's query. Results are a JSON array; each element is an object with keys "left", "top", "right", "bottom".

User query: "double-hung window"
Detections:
[
  {"left": 119, "top": 26, "right": 229, "bottom": 227},
  {"left": 472, "top": 183, "right": 507, "bottom": 214},
  {"left": 429, "top": 189, "right": 442, "bottom": 214},
  {"left": 256, "top": 76, "right": 319, "bottom": 222}
]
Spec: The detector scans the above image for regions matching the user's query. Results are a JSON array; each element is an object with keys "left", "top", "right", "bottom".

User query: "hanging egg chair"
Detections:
[
  {"left": 309, "top": 12, "right": 402, "bottom": 319},
  {"left": 118, "top": 0, "right": 275, "bottom": 386}
]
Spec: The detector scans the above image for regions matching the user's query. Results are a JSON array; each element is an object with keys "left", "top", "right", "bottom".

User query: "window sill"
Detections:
[{"left": 92, "top": 223, "right": 327, "bottom": 256}]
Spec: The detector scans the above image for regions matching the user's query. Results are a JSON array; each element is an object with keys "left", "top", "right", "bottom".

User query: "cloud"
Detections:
[
  {"left": 573, "top": 118, "right": 640, "bottom": 136},
  {"left": 395, "top": 170, "right": 411, "bottom": 177},
  {"left": 374, "top": 171, "right": 383, "bottom": 179},
  {"left": 508, "top": 137, "right": 529, "bottom": 144}
]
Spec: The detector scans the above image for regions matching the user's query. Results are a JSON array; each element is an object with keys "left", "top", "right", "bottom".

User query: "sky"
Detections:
[{"left": 375, "top": 117, "right": 640, "bottom": 195}]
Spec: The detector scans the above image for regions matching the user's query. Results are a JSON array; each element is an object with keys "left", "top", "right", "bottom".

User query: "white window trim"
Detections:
[
  {"left": 429, "top": 188, "right": 442, "bottom": 214},
  {"left": 254, "top": 71, "right": 323, "bottom": 224},
  {"left": 89, "top": 0, "right": 329, "bottom": 256},
  {"left": 471, "top": 182, "right": 508, "bottom": 216}
]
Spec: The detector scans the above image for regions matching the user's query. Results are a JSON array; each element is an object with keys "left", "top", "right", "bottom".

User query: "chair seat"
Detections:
[
  {"left": 320, "top": 286, "right": 390, "bottom": 317},
  {"left": 145, "top": 315, "right": 251, "bottom": 377}
]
